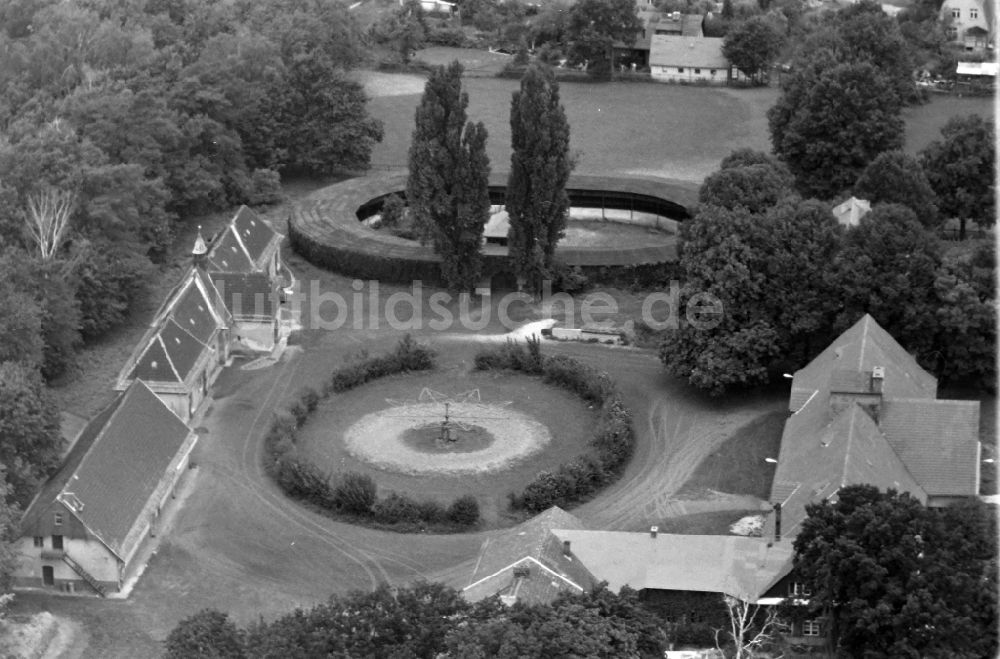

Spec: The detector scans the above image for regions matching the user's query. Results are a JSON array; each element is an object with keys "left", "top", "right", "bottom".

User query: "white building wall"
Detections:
[
  {"left": 651, "top": 64, "right": 726, "bottom": 83},
  {"left": 14, "top": 536, "right": 120, "bottom": 588}
]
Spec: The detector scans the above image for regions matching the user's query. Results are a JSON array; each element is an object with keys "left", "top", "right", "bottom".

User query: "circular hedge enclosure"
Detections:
[{"left": 288, "top": 172, "right": 698, "bottom": 286}]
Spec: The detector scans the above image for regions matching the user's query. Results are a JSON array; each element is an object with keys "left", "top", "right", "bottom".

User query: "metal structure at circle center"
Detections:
[{"left": 384, "top": 388, "right": 513, "bottom": 444}]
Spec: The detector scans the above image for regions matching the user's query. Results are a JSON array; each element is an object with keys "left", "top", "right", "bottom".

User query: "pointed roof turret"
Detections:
[{"left": 192, "top": 226, "right": 208, "bottom": 258}]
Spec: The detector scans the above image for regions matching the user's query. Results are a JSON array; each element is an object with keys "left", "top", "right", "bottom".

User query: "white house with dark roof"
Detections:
[
  {"left": 940, "top": 0, "right": 995, "bottom": 51},
  {"left": 115, "top": 268, "right": 231, "bottom": 421},
  {"left": 14, "top": 381, "right": 196, "bottom": 595},
  {"left": 649, "top": 35, "right": 729, "bottom": 84}
]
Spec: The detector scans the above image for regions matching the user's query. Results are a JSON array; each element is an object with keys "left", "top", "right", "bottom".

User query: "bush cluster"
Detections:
[
  {"left": 426, "top": 28, "right": 468, "bottom": 47},
  {"left": 475, "top": 341, "right": 635, "bottom": 513},
  {"left": 262, "top": 337, "right": 480, "bottom": 532}
]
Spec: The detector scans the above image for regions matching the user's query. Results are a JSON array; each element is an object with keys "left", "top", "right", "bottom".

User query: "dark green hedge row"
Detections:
[
  {"left": 474, "top": 340, "right": 635, "bottom": 513},
  {"left": 262, "top": 336, "right": 480, "bottom": 532},
  {"left": 288, "top": 217, "right": 444, "bottom": 284}
]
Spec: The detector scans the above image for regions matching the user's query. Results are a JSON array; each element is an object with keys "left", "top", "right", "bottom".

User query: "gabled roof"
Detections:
[
  {"left": 22, "top": 382, "right": 194, "bottom": 560},
  {"left": 789, "top": 314, "right": 937, "bottom": 412},
  {"left": 211, "top": 272, "right": 279, "bottom": 319},
  {"left": 206, "top": 226, "right": 255, "bottom": 273},
  {"left": 770, "top": 394, "right": 926, "bottom": 540},
  {"left": 551, "top": 530, "right": 794, "bottom": 602},
  {"left": 832, "top": 196, "right": 870, "bottom": 227},
  {"left": 880, "top": 398, "right": 981, "bottom": 496},
  {"left": 463, "top": 507, "right": 595, "bottom": 605},
  {"left": 20, "top": 396, "right": 125, "bottom": 536},
  {"left": 649, "top": 35, "right": 728, "bottom": 69},
  {"left": 206, "top": 206, "right": 282, "bottom": 273},
  {"left": 118, "top": 268, "right": 228, "bottom": 388}
]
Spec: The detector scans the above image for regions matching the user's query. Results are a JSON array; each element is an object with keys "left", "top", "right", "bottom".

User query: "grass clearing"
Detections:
[
  {"left": 675, "top": 410, "right": 786, "bottom": 500},
  {"left": 656, "top": 509, "right": 765, "bottom": 535},
  {"left": 903, "top": 95, "right": 995, "bottom": 154}
]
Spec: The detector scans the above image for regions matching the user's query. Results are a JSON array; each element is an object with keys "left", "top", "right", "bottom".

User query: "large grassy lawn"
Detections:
[
  {"left": 364, "top": 72, "right": 778, "bottom": 182},
  {"left": 364, "top": 60, "right": 995, "bottom": 184},
  {"left": 903, "top": 94, "right": 995, "bottom": 154}
]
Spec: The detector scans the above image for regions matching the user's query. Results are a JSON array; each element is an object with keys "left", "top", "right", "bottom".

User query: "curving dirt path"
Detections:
[{"left": 13, "top": 326, "right": 783, "bottom": 657}]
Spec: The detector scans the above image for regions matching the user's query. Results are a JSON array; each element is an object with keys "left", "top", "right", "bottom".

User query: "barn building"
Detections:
[{"left": 13, "top": 382, "right": 196, "bottom": 595}]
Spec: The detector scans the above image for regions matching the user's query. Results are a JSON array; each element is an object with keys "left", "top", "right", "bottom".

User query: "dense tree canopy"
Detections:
[
  {"left": 0, "top": 0, "right": 381, "bottom": 362},
  {"left": 794, "top": 485, "right": 998, "bottom": 658},
  {"left": 0, "top": 361, "right": 62, "bottom": 506},
  {"left": 164, "top": 582, "right": 668, "bottom": 658},
  {"left": 0, "top": 469, "right": 18, "bottom": 595},
  {"left": 565, "top": 0, "right": 643, "bottom": 78},
  {"left": 853, "top": 150, "right": 939, "bottom": 229},
  {"left": 698, "top": 163, "right": 794, "bottom": 214},
  {"left": 165, "top": 609, "right": 245, "bottom": 659},
  {"left": 659, "top": 197, "right": 843, "bottom": 394},
  {"left": 834, "top": 204, "right": 943, "bottom": 359},
  {"left": 723, "top": 15, "right": 785, "bottom": 84},
  {"left": 506, "top": 63, "right": 573, "bottom": 294},
  {"left": 919, "top": 114, "right": 996, "bottom": 239},
  {"left": 407, "top": 61, "right": 491, "bottom": 291},
  {"left": 768, "top": 58, "right": 904, "bottom": 199}
]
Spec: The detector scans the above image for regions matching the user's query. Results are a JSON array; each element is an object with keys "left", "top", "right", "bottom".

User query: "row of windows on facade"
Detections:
[
  {"left": 952, "top": 8, "right": 979, "bottom": 18},
  {"left": 660, "top": 67, "right": 718, "bottom": 74},
  {"left": 33, "top": 535, "right": 63, "bottom": 550}
]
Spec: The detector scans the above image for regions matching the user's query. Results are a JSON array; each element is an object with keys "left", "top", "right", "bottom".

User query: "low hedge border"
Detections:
[
  {"left": 262, "top": 335, "right": 481, "bottom": 532},
  {"left": 473, "top": 337, "right": 635, "bottom": 513}
]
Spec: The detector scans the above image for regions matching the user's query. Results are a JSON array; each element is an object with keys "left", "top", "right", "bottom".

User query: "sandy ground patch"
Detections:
[
  {"left": 729, "top": 514, "right": 765, "bottom": 536},
  {"left": 354, "top": 71, "right": 427, "bottom": 97},
  {"left": 344, "top": 402, "right": 551, "bottom": 474}
]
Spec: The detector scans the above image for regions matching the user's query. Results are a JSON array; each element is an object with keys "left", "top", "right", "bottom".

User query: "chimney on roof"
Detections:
[
  {"left": 773, "top": 502, "right": 782, "bottom": 542},
  {"left": 871, "top": 366, "right": 885, "bottom": 394},
  {"left": 650, "top": 525, "right": 658, "bottom": 538},
  {"left": 563, "top": 540, "right": 571, "bottom": 556},
  {"left": 192, "top": 225, "right": 208, "bottom": 269}
]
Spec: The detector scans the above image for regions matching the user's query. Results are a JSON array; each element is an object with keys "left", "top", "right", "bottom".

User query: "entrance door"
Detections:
[{"left": 42, "top": 565, "right": 54, "bottom": 586}]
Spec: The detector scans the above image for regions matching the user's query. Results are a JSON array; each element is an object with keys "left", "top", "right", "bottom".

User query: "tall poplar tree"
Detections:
[
  {"left": 407, "top": 61, "right": 491, "bottom": 291},
  {"left": 506, "top": 63, "right": 572, "bottom": 294}
]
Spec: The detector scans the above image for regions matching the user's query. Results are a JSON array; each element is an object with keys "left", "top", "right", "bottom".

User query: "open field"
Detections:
[{"left": 903, "top": 95, "right": 995, "bottom": 154}]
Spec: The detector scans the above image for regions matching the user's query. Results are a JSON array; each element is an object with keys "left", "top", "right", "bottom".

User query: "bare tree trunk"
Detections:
[{"left": 26, "top": 186, "right": 76, "bottom": 261}]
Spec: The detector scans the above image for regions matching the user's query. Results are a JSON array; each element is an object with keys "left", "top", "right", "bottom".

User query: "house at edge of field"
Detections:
[
  {"left": 13, "top": 381, "right": 196, "bottom": 596},
  {"left": 487, "top": 314, "right": 980, "bottom": 649},
  {"left": 649, "top": 35, "right": 730, "bottom": 84},
  {"left": 940, "top": 0, "right": 996, "bottom": 51}
]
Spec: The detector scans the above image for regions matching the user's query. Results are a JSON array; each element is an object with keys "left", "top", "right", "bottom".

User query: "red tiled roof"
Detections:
[
  {"left": 880, "top": 399, "right": 981, "bottom": 496},
  {"left": 463, "top": 507, "right": 595, "bottom": 604},
  {"left": 770, "top": 395, "right": 926, "bottom": 540},
  {"left": 789, "top": 314, "right": 937, "bottom": 412},
  {"left": 551, "top": 530, "right": 794, "bottom": 602}
]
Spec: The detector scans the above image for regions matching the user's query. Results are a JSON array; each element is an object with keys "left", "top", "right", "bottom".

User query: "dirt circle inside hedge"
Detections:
[
  {"left": 295, "top": 369, "right": 596, "bottom": 522},
  {"left": 345, "top": 403, "right": 551, "bottom": 475}
]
